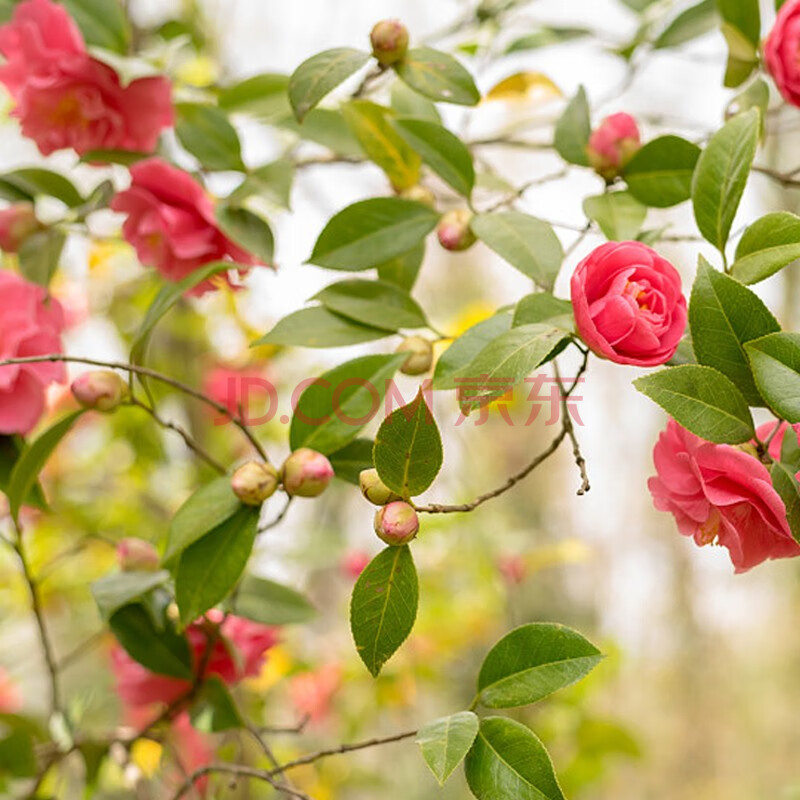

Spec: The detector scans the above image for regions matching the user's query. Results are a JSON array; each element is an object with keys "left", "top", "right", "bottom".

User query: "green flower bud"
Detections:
[
  {"left": 71, "top": 370, "right": 128, "bottom": 412},
  {"left": 374, "top": 501, "right": 419, "bottom": 545},
  {"left": 282, "top": 448, "right": 334, "bottom": 497},
  {"left": 359, "top": 468, "right": 401, "bottom": 505},
  {"left": 370, "top": 19, "right": 409, "bottom": 66},
  {"left": 437, "top": 209, "right": 476, "bottom": 252},
  {"left": 395, "top": 336, "right": 433, "bottom": 375},
  {"left": 231, "top": 460, "right": 280, "bottom": 506}
]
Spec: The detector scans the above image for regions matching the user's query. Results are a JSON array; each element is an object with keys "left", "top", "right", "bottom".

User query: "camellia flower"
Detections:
[
  {"left": 112, "top": 612, "right": 278, "bottom": 710},
  {"left": 0, "top": 270, "right": 65, "bottom": 435},
  {"left": 0, "top": 0, "right": 173, "bottom": 156},
  {"left": 586, "top": 112, "right": 641, "bottom": 180},
  {"left": 570, "top": 241, "right": 687, "bottom": 367},
  {"left": 0, "top": 668, "right": 22, "bottom": 713},
  {"left": 289, "top": 663, "right": 341, "bottom": 724},
  {"left": 765, "top": 0, "right": 800, "bottom": 107},
  {"left": 0, "top": 204, "right": 42, "bottom": 252},
  {"left": 203, "top": 364, "right": 271, "bottom": 419},
  {"left": 648, "top": 419, "right": 800, "bottom": 572},
  {"left": 111, "top": 158, "right": 264, "bottom": 293},
  {"left": 755, "top": 420, "right": 800, "bottom": 463}
]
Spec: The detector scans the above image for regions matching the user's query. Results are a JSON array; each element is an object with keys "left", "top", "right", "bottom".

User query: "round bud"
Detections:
[
  {"left": 395, "top": 336, "right": 433, "bottom": 376},
  {"left": 71, "top": 370, "right": 128, "bottom": 412},
  {"left": 359, "top": 468, "right": 401, "bottom": 505},
  {"left": 282, "top": 448, "right": 334, "bottom": 498},
  {"left": 586, "top": 112, "right": 641, "bottom": 182},
  {"left": 437, "top": 209, "right": 476, "bottom": 252},
  {"left": 231, "top": 460, "right": 280, "bottom": 506},
  {"left": 374, "top": 501, "right": 419, "bottom": 546},
  {"left": 399, "top": 185, "right": 436, "bottom": 207},
  {"left": 0, "top": 204, "right": 43, "bottom": 253},
  {"left": 117, "top": 538, "right": 160, "bottom": 572},
  {"left": 370, "top": 19, "right": 409, "bottom": 66}
]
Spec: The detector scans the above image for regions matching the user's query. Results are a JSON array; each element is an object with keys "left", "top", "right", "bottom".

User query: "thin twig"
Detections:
[
  {"left": 258, "top": 497, "right": 293, "bottom": 533},
  {"left": 554, "top": 357, "right": 590, "bottom": 495},
  {"left": 171, "top": 764, "right": 313, "bottom": 800}
]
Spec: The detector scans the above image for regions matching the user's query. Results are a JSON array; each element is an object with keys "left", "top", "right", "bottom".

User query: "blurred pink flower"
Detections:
[
  {"left": 496, "top": 555, "right": 526, "bottom": 585},
  {"left": 203, "top": 364, "right": 271, "bottom": 419},
  {"left": 168, "top": 712, "right": 214, "bottom": 795},
  {"left": 289, "top": 663, "right": 341, "bottom": 723},
  {"left": 755, "top": 421, "right": 800, "bottom": 462},
  {"left": 0, "top": 668, "right": 22, "bottom": 713},
  {"left": 340, "top": 550, "right": 370, "bottom": 579}
]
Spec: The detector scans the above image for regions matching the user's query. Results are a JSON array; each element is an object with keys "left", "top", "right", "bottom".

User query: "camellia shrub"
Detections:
[{"left": 0, "top": 0, "right": 799, "bottom": 797}]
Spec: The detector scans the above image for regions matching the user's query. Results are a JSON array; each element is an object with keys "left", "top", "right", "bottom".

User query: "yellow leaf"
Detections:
[{"left": 484, "top": 72, "right": 561, "bottom": 105}]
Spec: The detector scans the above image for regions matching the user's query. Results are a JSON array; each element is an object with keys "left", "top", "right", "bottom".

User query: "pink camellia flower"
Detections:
[
  {"left": 290, "top": 663, "right": 341, "bottom": 724},
  {"left": 0, "top": 204, "right": 42, "bottom": 252},
  {"left": 648, "top": 419, "right": 800, "bottom": 572},
  {"left": 111, "top": 158, "right": 263, "bottom": 293},
  {"left": 340, "top": 550, "right": 370, "bottom": 579},
  {"left": 0, "top": 0, "right": 173, "bottom": 156},
  {"left": 0, "top": 668, "right": 22, "bottom": 713},
  {"left": 586, "top": 112, "right": 641, "bottom": 181},
  {"left": 168, "top": 712, "right": 214, "bottom": 795},
  {"left": 0, "top": 270, "right": 65, "bottom": 435},
  {"left": 496, "top": 554, "right": 526, "bottom": 585},
  {"left": 112, "top": 612, "right": 278, "bottom": 710},
  {"left": 570, "top": 241, "right": 687, "bottom": 367},
  {"left": 765, "top": 0, "right": 800, "bottom": 107},
  {"left": 755, "top": 420, "right": 800, "bottom": 462},
  {"left": 203, "top": 364, "right": 271, "bottom": 419}
]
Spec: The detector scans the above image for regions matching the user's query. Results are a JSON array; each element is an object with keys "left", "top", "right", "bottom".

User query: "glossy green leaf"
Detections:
[
  {"left": 471, "top": 212, "right": 563, "bottom": 289},
  {"left": 622, "top": 136, "right": 700, "bottom": 207},
  {"left": 464, "top": 717, "right": 566, "bottom": 800},
  {"left": 394, "top": 47, "right": 480, "bottom": 106},
  {"left": 191, "top": 676, "right": 244, "bottom": 732},
  {"left": 583, "top": 192, "right": 647, "bottom": 241},
  {"left": 309, "top": 198, "right": 439, "bottom": 270},
  {"left": 0, "top": 169, "right": 83, "bottom": 207},
  {"left": 771, "top": 461, "right": 800, "bottom": 542},
  {"left": 285, "top": 108, "right": 366, "bottom": 158},
  {"left": 416, "top": 711, "right": 479, "bottom": 786},
  {"left": 477, "top": 623, "right": 603, "bottom": 708},
  {"left": 513, "top": 294, "right": 574, "bottom": 330},
  {"left": 554, "top": 86, "right": 590, "bottom": 166},
  {"left": 290, "top": 354, "right": 405, "bottom": 454},
  {"left": 688, "top": 256, "right": 779, "bottom": 405},
  {"left": 254, "top": 307, "right": 390, "bottom": 348},
  {"left": 691, "top": 109, "right": 759, "bottom": 252},
  {"left": 653, "top": 0, "right": 718, "bottom": 48},
  {"left": 727, "top": 77, "right": 769, "bottom": 129},
  {"left": 505, "top": 27, "right": 590, "bottom": 53},
  {"left": 377, "top": 241, "right": 425, "bottom": 291},
  {"left": 289, "top": 48, "right": 371, "bottom": 121},
  {"left": 313, "top": 279, "right": 427, "bottom": 331},
  {"left": 633, "top": 364, "right": 754, "bottom": 443},
  {"left": 17, "top": 229, "right": 66, "bottom": 287},
  {"left": 80, "top": 149, "right": 147, "bottom": 166},
  {"left": 175, "top": 506, "right": 260, "bottom": 626},
  {"left": 720, "top": 21, "right": 759, "bottom": 87},
  {"left": 0, "top": 727, "right": 36, "bottom": 778},
  {"left": 350, "top": 545, "right": 418, "bottom": 677},
  {"left": 232, "top": 575, "right": 317, "bottom": 625},
  {"left": 390, "top": 81, "right": 441, "bottom": 123},
  {"left": 0, "top": 436, "right": 45, "bottom": 510},
  {"left": 215, "top": 205, "right": 274, "bottom": 263},
  {"left": 745, "top": 333, "right": 800, "bottom": 423},
  {"left": 218, "top": 73, "right": 291, "bottom": 121},
  {"left": 732, "top": 212, "right": 800, "bottom": 285},
  {"left": 229, "top": 159, "right": 294, "bottom": 208},
  {"left": 63, "top": 0, "right": 130, "bottom": 53},
  {"left": 175, "top": 103, "right": 246, "bottom": 172},
  {"left": 374, "top": 390, "right": 442, "bottom": 498},
  {"left": 91, "top": 570, "right": 170, "bottom": 620},
  {"left": 327, "top": 438, "right": 374, "bottom": 484}
]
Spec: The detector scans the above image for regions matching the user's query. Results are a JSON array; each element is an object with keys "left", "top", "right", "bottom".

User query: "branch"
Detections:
[
  {"left": 170, "top": 764, "right": 313, "bottom": 800},
  {"left": 554, "top": 356, "right": 590, "bottom": 496}
]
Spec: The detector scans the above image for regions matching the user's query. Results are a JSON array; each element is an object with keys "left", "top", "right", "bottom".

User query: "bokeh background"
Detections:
[{"left": 2, "top": 0, "right": 800, "bottom": 798}]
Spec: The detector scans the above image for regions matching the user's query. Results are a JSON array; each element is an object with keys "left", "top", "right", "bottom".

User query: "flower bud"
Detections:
[
  {"left": 399, "top": 185, "right": 436, "bottom": 207},
  {"left": 117, "top": 538, "right": 160, "bottom": 572},
  {"left": 71, "top": 370, "right": 128, "bottom": 412},
  {"left": 437, "top": 209, "right": 476, "bottom": 252},
  {"left": 282, "top": 448, "right": 334, "bottom": 498},
  {"left": 0, "top": 204, "right": 43, "bottom": 253},
  {"left": 359, "top": 468, "right": 401, "bottom": 505},
  {"left": 231, "top": 460, "right": 280, "bottom": 506},
  {"left": 374, "top": 501, "right": 419, "bottom": 545},
  {"left": 586, "top": 112, "right": 641, "bottom": 182},
  {"left": 370, "top": 19, "right": 409, "bottom": 66},
  {"left": 395, "top": 336, "right": 433, "bottom": 375}
]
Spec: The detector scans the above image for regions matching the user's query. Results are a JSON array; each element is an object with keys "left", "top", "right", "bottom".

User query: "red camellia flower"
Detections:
[
  {"left": 765, "top": 0, "right": 800, "bottom": 107},
  {"left": 756, "top": 420, "right": 800, "bottom": 462},
  {"left": 0, "top": 0, "right": 173, "bottom": 156},
  {"left": 648, "top": 419, "right": 800, "bottom": 572},
  {"left": 586, "top": 112, "right": 641, "bottom": 180},
  {"left": 111, "top": 612, "right": 278, "bottom": 710},
  {"left": 111, "top": 158, "right": 264, "bottom": 293},
  {"left": 570, "top": 241, "right": 687, "bottom": 366},
  {"left": 0, "top": 270, "right": 65, "bottom": 435},
  {"left": 0, "top": 668, "right": 22, "bottom": 713}
]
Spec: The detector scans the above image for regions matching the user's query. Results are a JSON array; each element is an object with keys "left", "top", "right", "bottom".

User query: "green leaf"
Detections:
[
  {"left": 0, "top": 727, "right": 36, "bottom": 778},
  {"left": 433, "top": 312, "right": 513, "bottom": 390},
  {"left": 622, "top": 136, "right": 701, "bottom": 207},
  {"left": 63, "top": 0, "right": 130, "bottom": 53},
  {"left": 770, "top": 461, "right": 800, "bottom": 542},
  {"left": 732, "top": 212, "right": 800, "bottom": 285},
  {"left": 350, "top": 545, "right": 418, "bottom": 677},
  {"left": 313, "top": 279, "right": 427, "bottom": 331},
  {"left": 17, "top": 229, "right": 66, "bottom": 287},
  {"left": 80, "top": 149, "right": 148, "bottom": 167},
  {"left": 175, "top": 103, "right": 246, "bottom": 172},
  {"left": 583, "top": 192, "right": 647, "bottom": 241},
  {"left": 229, "top": 159, "right": 294, "bottom": 208},
  {"left": 470, "top": 212, "right": 563, "bottom": 289},
  {"left": 327, "top": 438, "right": 374, "bottom": 485},
  {"left": 727, "top": 77, "right": 770, "bottom": 128},
  {"left": 554, "top": 86, "right": 590, "bottom": 166},
  {"left": 416, "top": 711, "right": 479, "bottom": 786},
  {"left": 230, "top": 574, "right": 317, "bottom": 625},
  {"left": 285, "top": 108, "right": 366, "bottom": 158},
  {"left": 717, "top": 0, "right": 760, "bottom": 46},
  {"left": 0, "top": 436, "right": 45, "bottom": 511},
  {"left": 191, "top": 676, "right": 244, "bottom": 732},
  {"left": 162, "top": 476, "right": 242, "bottom": 564},
  {"left": 464, "top": 717, "right": 566, "bottom": 800},
  {"left": 390, "top": 81, "right": 441, "bottom": 123},
  {"left": 288, "top": 48, "right": 371, "bottom": 122},
  {"left": 342, "top": 101, "right": 421, "bottom": 190},
  {"left": 175, "top": 506, "right": 260, "bottom": 627},
  {"left": 633, "top": 365, "right": 754, "bottom": 443},
  {"left": 110, "top": 603, "right": 193, "bottom": 679},
  {"left": 513, "top": 294, "right": 574, "bottom": 330},
  {"left": 91, "top": 569, "right": 170, "bottom": 620},
  {"left": 394, "top": 47, "right": 480, "bottom": 106},
  {"left": 720, "top": 21, "right": 759, "bottom": 87},
  {"left": 215, "top": 205, "right": 274, "bottom": 263},
  {"left": 393, "top": 117, "right": 475, "bottom": 196},
  {"left": 688, "top": 256, "right": 779, "bottom": 405},
  {"left": 691, "top": 109, "right": 759, "bottom": 252},
  {"left": 477, "top": 623, "right": 603, "bottom": 708},
  {"left": 745, "top": 333, "right": 800, "bottom": 423},
  {"left": 253, "top": 306, "right": 390, "bottom": 348},
  {"left": 374, "top": 390, "right": 442, "bottom": 498},
  {"left": 8, "top": 411, "right": 83, "bottom": 522},
  {"left": 653, "top": 0, "right": 718, "bottom": 48},
  {"left": 376, "top": 242, "right": 425, "bottom": 291},
  {"left": 0, "top": 169, "right": 83, "bottom": 207},
  {"left": 218, "top": 73, "right": 291, "bottom": 121},
  {"left": 309, "top": 198, "right": 439, "bottom": 270},
  {"left": 505, "top": 27, "right": 590, "bottom": 53},
  {"left": 290, "top": 354, "right": 405, "bottom": 454}
]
